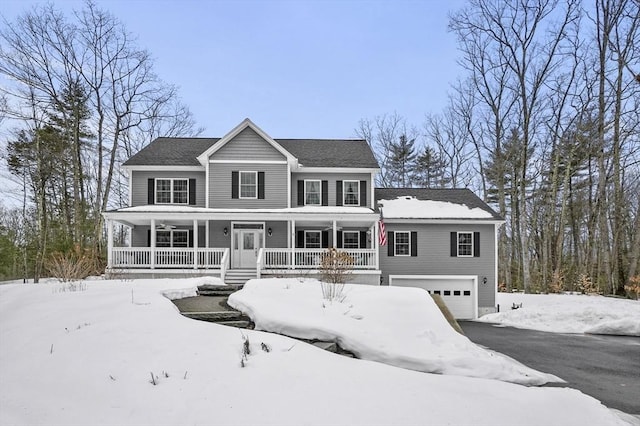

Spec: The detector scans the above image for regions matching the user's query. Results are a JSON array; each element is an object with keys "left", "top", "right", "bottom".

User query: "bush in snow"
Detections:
[
  {"left": 624, "top": 275, "right": 640, "bottom": 300},
  {"left": 45, "top": 245, "right": 103, "bottom": 283},
  {"left": 575, "top": 273, "right": 599, "bottom": 294},
  {"left": 319, "top": 248, "right": 353, "bottom": 302}
]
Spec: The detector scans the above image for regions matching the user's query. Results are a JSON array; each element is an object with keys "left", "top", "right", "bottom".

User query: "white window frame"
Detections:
[
  {"left": 239, "top": 171, "right": 258, "bottom": 199},
  {"left": 304, "top": 179, "right": 321, "bottom": 206},
  {"left": 155, "top": 178, "right": 189, "bottom": 205},
  {"left": 343, "top": 180, "right": 360, "bottom": 206},
  {"left": 457, "top": 232, "right": 474, "bottom": 257},
  {"left": 342, "top": 231, "right": 360, "bottom": 249},
  {"left": 156, "top": 229, "right": 189, "bottom": 248},
  {"left": 394, "top": 231, "right": 410, "bottom": 256},
  {"left": 304, "top": 230, "right": 322, "bottom": 248}
]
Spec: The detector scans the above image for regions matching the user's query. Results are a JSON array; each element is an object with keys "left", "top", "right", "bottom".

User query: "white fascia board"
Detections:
[
  {"left": 209, "top": 159, "right": 288, "bottom": 164},
  {"left": 122, "top": 165, "right": 205, "bottom": 172},
  {"left": 383, "top": 218, "right": 505, "bottom": 225},
  {"left": 196, "top": 118, "right": 296, "bottom": 165},
  {"left": 293, "top": 166, "right": 381, "bottom": 174},
  {"left": 104, "top": 210, "right": 378, "bottom": 223}
]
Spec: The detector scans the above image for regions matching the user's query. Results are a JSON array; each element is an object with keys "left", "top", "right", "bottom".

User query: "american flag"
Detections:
[{"left": 378, "top": 212, "right": 387, "bottom": 246}]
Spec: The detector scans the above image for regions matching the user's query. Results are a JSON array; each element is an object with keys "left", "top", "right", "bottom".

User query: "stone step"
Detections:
[
  {"left": 216, "top": 320, "right": 253, "bottom": 329},
  {"left": 182, "top": 311, "right": 247, "bottom": 322}
]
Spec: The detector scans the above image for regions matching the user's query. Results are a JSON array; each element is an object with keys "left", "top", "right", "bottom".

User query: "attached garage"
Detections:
[{"left": 389, "top": 275, "right": 478, "bottom": 319}]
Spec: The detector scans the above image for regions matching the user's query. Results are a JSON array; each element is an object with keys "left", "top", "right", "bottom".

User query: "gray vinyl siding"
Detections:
[
  {"left": 291, "top": 173, "right": 371, "bottom": 207},
  {"left": 209, "top": 163, "right": 288, "bottom": 208},
  {"left": 379, "top": 223, "right": 496, "bottom": 309},
  {"left": 206, "top": 220, "right": 287, "bottom": 248},
  {"left": 130, "top": 170, "right": 205, "bottom": 207},
  {"left": 211, "top": 127, "right": 286, "bottom": 161}
]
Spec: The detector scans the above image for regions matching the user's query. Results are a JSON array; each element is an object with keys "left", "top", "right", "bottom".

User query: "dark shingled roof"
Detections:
[
  {"left": 122, "top": 136, "right": 380, "bottom": 168},
  {"left": 277, "top": 139, "right": 379, "bottom": 168},
  {"left": 374, "top": 188, "right": 503, "bottom": 220},
  {"left": 123, "top": 138, "right": 219, "bottom": 166}
]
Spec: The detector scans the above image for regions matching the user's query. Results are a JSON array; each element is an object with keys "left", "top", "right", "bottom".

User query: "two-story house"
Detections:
[{"left": 103, "top": 118, "right": 503, "bottom": 318}]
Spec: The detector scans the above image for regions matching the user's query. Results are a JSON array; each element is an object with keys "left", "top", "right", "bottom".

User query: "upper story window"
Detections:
[
  {"left": 457, "top": 232, "right": 473, "bottom": 257},
  {"left": 343, "top": 180, "right": 359, "bottom": 206},
  {"left": 240, "top": 171, "right": 257, "bottom": 199},
  {"left": 156, "top": 178, "right": 188, "bottom": 204},
  {"left": 342, "top": 231, "right": 360, "bottom": 249},
  {"left": 305, "top": 180, "right": 321, "bottom": 205},
  {"left": 305, "top": 230, "right": 322, "bottom": 248},
  {"left": 394, "top": 231, "right": 410, "bottom": 256}
]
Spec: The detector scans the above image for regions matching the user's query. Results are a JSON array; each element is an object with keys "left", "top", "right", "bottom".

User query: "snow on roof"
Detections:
[{"left": 379, "top": 196, "right": 495, "bottom": 219}]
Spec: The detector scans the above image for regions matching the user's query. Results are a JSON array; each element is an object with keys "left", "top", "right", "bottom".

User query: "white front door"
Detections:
[{"left": 233, "top": 229, "right": 262, "bottom": 268}]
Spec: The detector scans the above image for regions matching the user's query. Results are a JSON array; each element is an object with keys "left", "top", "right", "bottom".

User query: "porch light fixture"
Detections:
[
  {"left": 482, "top": 277, "right": 488, "bottom": 285},
  {"left": 268, "top": 227, "right": 273, "bottom": 237},
  {"left": 223, "top": 227, "right": 228, "bottom": 236}
]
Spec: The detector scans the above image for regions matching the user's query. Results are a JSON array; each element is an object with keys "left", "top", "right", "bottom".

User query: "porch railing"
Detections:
[
  {"left": 260, "top": 248, "right": 377, "bottom": 270},
  {"left": 111, "top": 247, "right": 227, "bottom": 269}
]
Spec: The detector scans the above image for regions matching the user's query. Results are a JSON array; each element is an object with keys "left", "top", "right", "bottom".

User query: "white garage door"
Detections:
[{"left": 390, "top": 276, "right": 477, "bottom": 319}]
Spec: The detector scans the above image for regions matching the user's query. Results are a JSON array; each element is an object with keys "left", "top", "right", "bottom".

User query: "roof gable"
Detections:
[{"left": 196, "top": 118, "right": 294, "bottom": 166}]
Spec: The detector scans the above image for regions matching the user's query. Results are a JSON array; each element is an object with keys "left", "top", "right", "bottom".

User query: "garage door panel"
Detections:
[{"left": 391, "top": 277, "right": 475, "bottom": 319}]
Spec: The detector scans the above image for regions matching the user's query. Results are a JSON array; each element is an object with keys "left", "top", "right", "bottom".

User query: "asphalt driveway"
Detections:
[{"left": 459, "top": 321, "right": 640, "bottom": 415}]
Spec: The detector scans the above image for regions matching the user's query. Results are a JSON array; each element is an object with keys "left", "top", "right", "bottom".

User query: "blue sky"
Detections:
[{"left": 3, "top": 0, "right": 467, "bottom": 139}]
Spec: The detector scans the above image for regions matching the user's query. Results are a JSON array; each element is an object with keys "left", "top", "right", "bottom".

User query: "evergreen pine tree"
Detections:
[{"left": 388, "top": 134, "right": 417, "bottom": 187}]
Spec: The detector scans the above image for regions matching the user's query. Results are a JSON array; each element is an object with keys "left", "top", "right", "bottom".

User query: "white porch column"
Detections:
[
  {"left": 150, "top": 219, "right": 156, "bottom": 269},
  {"left": 193, "top": 219, "right": 198, "bottom": 269},
  {"left": 373, "top": 221, "right": 379, "bottom": 269},
  {"left": 291, "top": 219, "right": 295, "bottom": 270},
  {"left": 205, "top": 220, "right": 210, "bottom": 248},
  {"left": 107, "top": 219, "right": 113, "bottom": 269},
  {"left": 332, "top": 220, "right": 337, "bottom": 248}
]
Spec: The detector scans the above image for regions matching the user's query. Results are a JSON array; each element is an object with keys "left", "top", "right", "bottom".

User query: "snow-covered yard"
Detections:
[
  {"left": 478, "top": 292, "right": 640, "bottom": 336},
  {"left": 0, "top": 277, "right": 633, "bottom": 426}
]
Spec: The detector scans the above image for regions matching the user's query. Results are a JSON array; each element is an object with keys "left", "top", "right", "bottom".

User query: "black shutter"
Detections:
[
  {"left": 474, "top": 232, "right": 480, "bottom": 257},
  {"left": 296, "top": 231, "right": 304, "bottom": 248},
  {"left": 147, "top": 229, "right": 151, "bottom": 247},
  {"left": 450, "top": 232, "right": 458, "bottom": 257},
  {"left": 388, "top": 231, "right": 395, "bottom": 257},
  {"left": 148, "top": 179, "right": 155, "bottom": 204},
  {"left": 360, "top": 231, "right": 367, "bottom": 249},
  {"left": 231, "top": 171, "right": 239, "bottom": 199},
  {"left": 360, "top": 180, "right": 367, "bottom": 207},
  {"left": 188, "top": 229, "right": 194, "bottom": 248},
  {"left": 322, "top": 231, "right": 329, "bottom": 248},
  {"left": 258, "top": 172, "right": 265, "bottom": 199},
  {"left": 410, "top": 231, "right": 418, "bottom": 257},
  {"left": 321, "top": 180, "right": 328, "bottom": 206},
  {"left": 297, "top": 181, "right": 304, "bottom": 206},
  {"left": 188, "top": 178, "right": 196, "bottom": 205},
  {"left": 336, "top": 181, "right": 343, "bottom": 206},
  {"left": 337, "top": 231, "right": 343, "bottom": 248}
]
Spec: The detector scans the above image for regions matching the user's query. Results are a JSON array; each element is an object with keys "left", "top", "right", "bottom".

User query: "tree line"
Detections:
[
  {"left": 358, "top": 0, "right": 639, "bottom": 296},
  {"left": 0, "top": 1, "right": 201, "bottom": 281}
]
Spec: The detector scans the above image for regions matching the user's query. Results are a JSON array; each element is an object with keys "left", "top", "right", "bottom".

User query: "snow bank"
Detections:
[
  {"left": 379, "top": 196, "right": 494, "bottom": 219},
  {"left": 478, "top": 293, "right": 640, "bottom": 336},
  {"left": 0, "top": 278, "right": 632, "bottom": 426},
  {"left": 228, "top": 278, "right": 561, "bottom": 385}
]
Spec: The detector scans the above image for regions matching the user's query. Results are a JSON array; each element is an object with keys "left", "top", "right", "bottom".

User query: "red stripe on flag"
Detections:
[{"left": 378, "top": 220, "right": 387, "bottom": 246}]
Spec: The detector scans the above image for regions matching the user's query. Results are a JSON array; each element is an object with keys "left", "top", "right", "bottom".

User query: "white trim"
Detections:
[
  {"left": 494, "top": 222, "right": 499, "bottom": 298},
  {"left": 456, "top": 231, "right": 474, "bottom": 257},
  {"left": 230, "top": 221, "right": 265, "bottom": 269},
  {"left": 393, "top": 231, "right": 411, "bottom": 256},
  {"left": 370, "top": 173, "right": 375, "bottom": 209},
  {"left": 389, "top": 275, "right": 478, "bottom": 319},
  {"left": 209, "top": 159, "right": 287, "bottom": 164},
  {"left": 287, "top": 161, "right": 291, "bottom": 209},
  {"left": 128, "top": 173, "right": 133, "bottom": 207},
  {"left": 205, "top": 160, "right": 210, "bottom": 208},
  {"left": 380, "top": 218, "right": 504, "bottom": 225},
  {"left": 293, "top": 166, "right": 380, "bottom": 174},
  {"left": 304, "top": 179, "right": 322, "bottom": 206},
  {"left": 343, "top": 180, "right": 360, "bottom": 206},
  {"left": 122, "top": 165, "right": 204, "bottom": 172},
  {"left": 196, "top": 118, "right": 296, "bottom": 165},
  {"left": 238, "top": 171, "right": 258, "bottom": 199}
]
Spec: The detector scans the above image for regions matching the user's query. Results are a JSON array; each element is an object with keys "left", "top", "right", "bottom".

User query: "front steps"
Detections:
[{"left": 224, "top": 269, "right": 257, "bottom": 286}]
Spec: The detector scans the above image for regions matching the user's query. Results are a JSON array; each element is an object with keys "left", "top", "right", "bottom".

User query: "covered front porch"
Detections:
[{"left": 103, "top": 207, "right": 381, "bottom": 282}]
